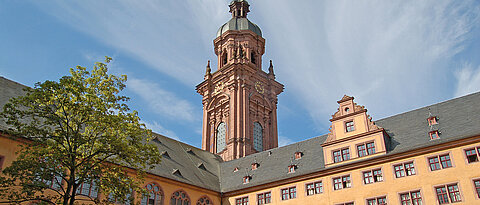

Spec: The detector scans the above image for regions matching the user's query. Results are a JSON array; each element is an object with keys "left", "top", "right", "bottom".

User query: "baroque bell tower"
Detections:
[{"left": 196, "top": 0, "right": 284, "bottom": 161}]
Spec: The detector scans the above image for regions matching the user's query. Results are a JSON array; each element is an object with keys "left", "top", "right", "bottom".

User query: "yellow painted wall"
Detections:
[
  {"left": 225, "top": 141, "right": 480, "bottom": 205},
  {"left": 0, "top": 134, "right": 221, "bottom": 205}
]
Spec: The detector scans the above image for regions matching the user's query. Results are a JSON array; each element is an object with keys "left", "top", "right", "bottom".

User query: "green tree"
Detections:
[{"left": 0, "top": 57, "right": 161, "bottom": 205}]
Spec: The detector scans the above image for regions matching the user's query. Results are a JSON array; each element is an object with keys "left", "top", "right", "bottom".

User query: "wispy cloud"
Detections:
[
  {"left": 455, "top": 63, "right": 480, "bottom": 97},
  {"left": 33, "top": 0, "right": 227, "bottom": 86},
  {"left": 31, "top": 0, "right": 480, "bottom": 141},
  {"left": 141, "top": 120, "right": 180, "bottom": 141},
  {"left": 256, "top": 0, "right": 480, "bottom": 128},
  {"left": 278, "top": 135, "right": 293, "bottom": 147},
  {"left": 127, "top": 77, "right": 197, "bottom": 122}
]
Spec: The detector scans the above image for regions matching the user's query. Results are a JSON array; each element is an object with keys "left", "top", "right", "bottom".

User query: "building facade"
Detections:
[{"left": 1, "top": 1, "right": 480, "bottom": 205}]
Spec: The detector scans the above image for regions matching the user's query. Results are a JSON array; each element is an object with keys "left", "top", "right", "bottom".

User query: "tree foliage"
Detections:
[{"left": 0, "top": 57, "right": 161, "bottom": 205}]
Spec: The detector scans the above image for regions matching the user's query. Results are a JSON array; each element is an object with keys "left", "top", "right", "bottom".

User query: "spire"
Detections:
[
  {"left": 268, "top": 60, "right": 275, "bottom": 79},
  {"left": 204, "top": 60, "right": 211, "bottom": 80},
  {"left": 229, "top": 0, "right": 250, "bottom": 18}
]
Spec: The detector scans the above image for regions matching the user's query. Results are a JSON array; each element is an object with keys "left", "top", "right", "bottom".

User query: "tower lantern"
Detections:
[{"left": 196, "top": 1, "right": 284, "bottom": 161}]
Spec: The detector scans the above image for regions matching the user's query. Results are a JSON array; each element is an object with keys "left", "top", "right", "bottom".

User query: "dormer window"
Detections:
[
  {"left": 427, "top": 116, "right": 438, "bottom": 125},
  {"left": 251, "top": 163, "right": 259, "bottom": 170},
  {"left": 429, "top": 130, "right": 440, "bottom": 140},
  {"left": 294, "top": 152, "right": 303, "bottom": 160},
  {"left": 233, "top": 167, "right": 239, "bottom": 172},
  {"left": 345, "top": 121, "right": 355, "bottom": 132},
  {"left": 243, "top": 176, "right": 251, "bottom": 184},
  {"left": 288, "top": 165, "right": 297, "bottom": 173}
]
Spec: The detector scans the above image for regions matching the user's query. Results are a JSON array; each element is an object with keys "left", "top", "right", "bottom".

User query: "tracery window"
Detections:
[
  {"left": 170, "top": 190, "right": 190, "bottom": 205},
  {"left": 253, "top": 122, "right": 263, "bottom": 151},
  {"left": 196, "top": 196, "right": 212, "bottom": 205},
  {"left": 216, "top": 122, "right": 226, "bottom": 153},
  {"left": 141, "top": 183, "right": 163, "bottom": 205}
]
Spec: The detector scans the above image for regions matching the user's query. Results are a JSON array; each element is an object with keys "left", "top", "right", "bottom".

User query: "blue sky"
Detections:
[{"left": 1, "top": 0, "right": 480, "bottom": 148}]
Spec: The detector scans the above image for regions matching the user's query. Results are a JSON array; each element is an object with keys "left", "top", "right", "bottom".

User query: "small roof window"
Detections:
[{"left": 429, "top": 130, "right": 440, "bottom": 140}]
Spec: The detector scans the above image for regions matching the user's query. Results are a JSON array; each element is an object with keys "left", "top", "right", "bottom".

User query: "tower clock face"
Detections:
[{"left": 255, "top": 81, "right": 264, "bottom": 94}]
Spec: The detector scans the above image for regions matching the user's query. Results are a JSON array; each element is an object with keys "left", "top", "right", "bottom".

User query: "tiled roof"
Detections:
[{"left": 1, "top": 76, "right": 480, "bottom": 193}]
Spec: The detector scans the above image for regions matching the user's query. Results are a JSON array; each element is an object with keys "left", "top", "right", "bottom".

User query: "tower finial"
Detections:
[
  {"left": 204, "top": 60, "right": 212, "bottom": 80},
  {"left": 229, "top": 0, "right": 250, "bottom": 18},
  {"left": 268, "top": 60, "right": 275, "bottom": 79}
]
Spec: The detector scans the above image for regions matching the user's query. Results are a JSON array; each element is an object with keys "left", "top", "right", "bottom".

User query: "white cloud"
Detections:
[
  {"left": 278, "top": 135, "right": 293, "bottom": 147},
  {"left": 127, "top": 77, "right": 197, "bottom": 122},
  {"left": 141, "top": 120, "right": 180, "bottom": 141},
  {"left": 455, "top": 63, "right": 480, "bottom": 97},
  {"left": 255, "top": 0, "right": 480, "bottom": 127},
  {"left": 33, "top": 0, "right": 227, "bottom": 86},
  {"left": 32, "top": 0, "right": 480, "bottom": 137}
]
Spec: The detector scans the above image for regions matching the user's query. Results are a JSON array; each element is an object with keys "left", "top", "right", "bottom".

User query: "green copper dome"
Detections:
[{"left": 216, "top": 17, "right": 262, "bottom": 38}]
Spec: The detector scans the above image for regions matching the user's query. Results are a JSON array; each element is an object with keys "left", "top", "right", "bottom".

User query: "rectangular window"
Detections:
[
  {"left": 474, "top": 180, "right": 480, "bottom": 198},
  {"left": 333, "top": 175, "right": 351, "bottom": 190},
  {"left": 436, "top": 183, "right": 461, "bottom": 204},
  {"left": 345, "top": 121, "right": 355, "bottom": 132},
  {"left": 429, "top": 157, "right": 441, "bottom": 171},
  {"left": 427, "top": 116, "right": 438, "bottom": 125},
  {"left": 363, "top": 169, "right": 383, "bottom": 184},
  {"left": 333, "top": 150, "right": 342, "bottom": 163},
  {"left": 439, "top": 155, "right": 452, "bottom": 168},
  {"left": 281, "top": 187, "right": 296, "bottom": 200},
  {"left": 357, "top": 144, "right": 366, "bottom": 157},
  {"left": 400, "top": 190, "right": 422, "bottom": 205},
  {"left": 366, "top": 142, "right": 376, "bottom": 155},
  {"left": 333, "top": 148, "right": 350, "bottom": 163},
  {"left": 306, "top": 181, "right": 323, "bottom": 196},
  {"left": 235, "top": 197, "right": 248, "bottom": 205},
  {"left": 465, "top": 148, "right": 479, "bottom": 163},
  {"left": 257, "top": 192, "right": 271, "bottom": 204},
  {"left": 77, "top": 180, "right": 98, "bottom": 198},
  {"left": 429, "top": 131, "right": 440, "bottom": 140},
  {"left": 357, "top": 142, "right": 375, "bottom": 157},
  {"left": 336, "top": 203, "right": 354, "bottom": 205},
  {"left": 342, "top": 148, "right": 350, "bottom": 161},
  {"left": 367, "top": 196, "right": 387, "bottom": 205},
  {"left": 429, "top": 154, "right": 452, "bottom": 171}
]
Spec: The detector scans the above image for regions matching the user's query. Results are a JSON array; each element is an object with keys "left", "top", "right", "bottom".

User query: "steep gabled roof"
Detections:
[{"left": 218, "top": 91, "right": 480, "bottom": 192}]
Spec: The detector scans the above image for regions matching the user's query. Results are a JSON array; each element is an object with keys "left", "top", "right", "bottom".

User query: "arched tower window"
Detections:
[
  {"left": 251, "top": 52, "right": 256, "bottom": 64},
  {"left": 170, "top": 190, "right": 190, "bottom": 205},
  {"left": 141, "top": 183, "right": 163, "bottom": 205},
  {"left": 223, "top": 53, "right": 228, "bottom": 66},
  {"left": 196, "top": 196, "right": 213, "bottom": 205},
  {"left": 216, "top": 122, "right": 226, "bottom": 153},
  {"left": 253, "top": 122, "right": 263, "bottom": 151}
]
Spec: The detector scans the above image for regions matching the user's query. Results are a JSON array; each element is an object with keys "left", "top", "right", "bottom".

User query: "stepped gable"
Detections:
[{"left": 218, "top": 91, "right": 480, "bottom": 192}]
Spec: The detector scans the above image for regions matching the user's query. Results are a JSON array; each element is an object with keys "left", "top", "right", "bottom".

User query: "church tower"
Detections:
[{"left": 196, "top": 0, "right": 284, "bottom": 161}]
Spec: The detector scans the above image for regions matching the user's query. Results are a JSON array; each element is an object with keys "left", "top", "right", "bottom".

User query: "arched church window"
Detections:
[
  {"left": 141, "top": 183, "right": 163, "bottom": 205},
  {"left": 196, "top": 196, "right": 213, "bottom": 205},
  {"left": 170, "top": 190, "right": 190, "bottom": 205},
  {"left": 216, "top": 122, "right": 226, "bottom": 153},
  {"left": 251, "top": 52, "right": 256, "bottom": 64},
  {"left": 253, "top": 122, "right": 263, "bottom": 151},
  {"left": 223, "top": 53, "right": 228, "bottom": 66}
]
